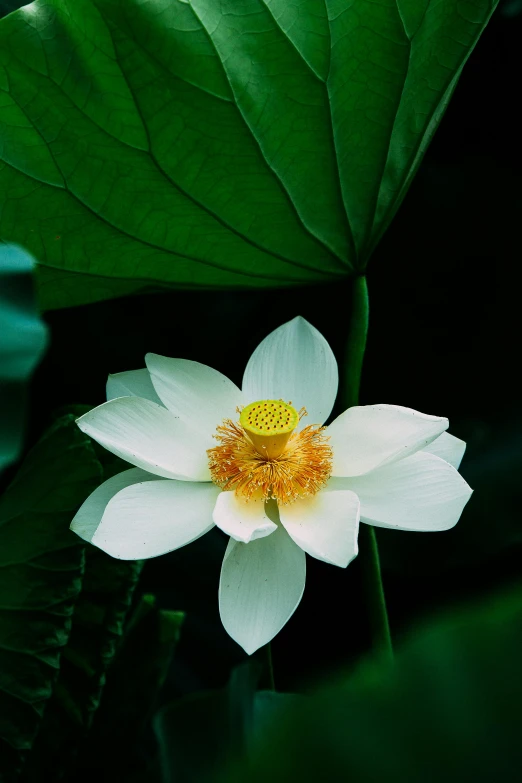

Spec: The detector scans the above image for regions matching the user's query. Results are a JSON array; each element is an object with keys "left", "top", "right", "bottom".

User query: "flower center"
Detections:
[
  {"left": 240, "top": 399, "right": 299, "bottom": 459},
  {"left": 207, "top": 399, "right": 333, "bottom": 504}
]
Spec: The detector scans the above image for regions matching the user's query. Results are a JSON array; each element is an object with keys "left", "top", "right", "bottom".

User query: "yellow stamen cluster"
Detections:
[{"left": 207, "top": 400, "right": 333, "bottom": 504}]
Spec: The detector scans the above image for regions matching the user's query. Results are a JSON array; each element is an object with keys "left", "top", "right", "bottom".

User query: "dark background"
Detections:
[{"left": 2, "top": 1, "right": 521, "bottom": 697}]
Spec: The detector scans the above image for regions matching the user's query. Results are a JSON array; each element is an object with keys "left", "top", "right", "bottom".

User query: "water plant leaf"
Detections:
[
  {"left": 219, "top": 587, "right": 522, "bottom": 783},
  {"left": 0, "top": 415, "right": 100, "bottom": 780},
  {"left": 0, "top": 244, "right": 48, "bottom": 472},
  {"left": 0, "top": 0, "right": 496, "bottom": 309}
]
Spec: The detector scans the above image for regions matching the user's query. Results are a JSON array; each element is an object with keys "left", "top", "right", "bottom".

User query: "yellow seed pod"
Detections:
[{"left": 240, "top": 399, "right": 299, "bottom": 459}]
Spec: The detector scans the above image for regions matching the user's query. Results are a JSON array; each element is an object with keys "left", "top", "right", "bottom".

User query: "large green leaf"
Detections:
[
  {"left": 22, "top": 549, "right": 143, "bottom": 782},
  {"left": 74, "top": 594, "right": 184, "bottom": 783},
  {"left": 0, "top": 415, "right": 101, "bottom": 781},
  {"left": 18, "top": 409, "right": 144, "bottom": 781},
  {"left": 0, "top": 0, "right": 496, "bottom": 309},
  {"left": 0, "top": 244, "right": 48, "bottom": 472},
  {"left": 219, "top": 587, "right": 522, "bottom": 783}
]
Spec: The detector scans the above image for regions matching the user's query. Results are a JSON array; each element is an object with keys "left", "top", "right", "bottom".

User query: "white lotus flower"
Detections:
[{"left": 71, "top": 317, "right": 472, "bottom": 654}]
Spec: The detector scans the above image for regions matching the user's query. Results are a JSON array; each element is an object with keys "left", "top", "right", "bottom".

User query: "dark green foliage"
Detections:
[
  {"left": 219, "top": 587, "right": 522, "bottom": 783},
  {"left": 22, "top": 549, "right": 143, "bottom": 782},
  {"left": 18, "top": 411, "right": 144, "bottom": 781},
  {"left": 75, "top": 595, "right": 184, "bottom": 783},
  {"left": 0, "top": 410, "right": 166, "bottom": 782},
  {"left": 155, "top": 660, "right": 299, "bottom": 783},
  {"left": 0, "top": 416, "right": 100, "bottom": 780},
  {"left": 0, "top": 0, "right": 496, "bottom": 309},
  {"left": 0, "top": 245, "right": 48, "bottom": 473}
]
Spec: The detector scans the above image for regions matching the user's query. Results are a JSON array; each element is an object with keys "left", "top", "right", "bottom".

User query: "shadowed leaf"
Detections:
[
  {"left": 219, "top": 587, "right": 522, "bottom": 783},
  {"left": 0, "top": 244, "right": 48, "bottom": 472},
  {"left": 0, "top": 415, "right": 100, "bottom": 780}
]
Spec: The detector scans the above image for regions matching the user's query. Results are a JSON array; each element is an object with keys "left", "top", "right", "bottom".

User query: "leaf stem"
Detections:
[
  {"left": 342, "top": 275, "right": 369, "bottom": 409},
  {"left": 343, "top": 275, "right": 393, "bottom": 663}
]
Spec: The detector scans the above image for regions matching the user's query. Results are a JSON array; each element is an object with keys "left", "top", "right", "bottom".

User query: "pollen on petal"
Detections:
[{"left": 208, "top": 403, "right": 332, "bottom": 504}]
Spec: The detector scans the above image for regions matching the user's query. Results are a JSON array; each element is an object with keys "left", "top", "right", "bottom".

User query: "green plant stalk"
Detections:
[
  {"left": 343, "top": 275, "right": 393, "bottom": 663},
  {"left": 255, "top": 642, "right": 276, "bottom": 692},
  {"left": 266, "top": 642, "right": 276, "bottom": 691},
  {"left": 342, "top": 275, "right": 370, "bottom": 410},
  {"left": 359, "top": 524, "right": 393, "bottom": 663}
]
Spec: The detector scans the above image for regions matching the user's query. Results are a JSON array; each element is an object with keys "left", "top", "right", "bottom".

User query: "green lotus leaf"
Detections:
[
  {"left": 0, "top": 244, "right": 48, "bottom": 472},
  {"left": 0, "top": 0, "right": 496, "bottom": 308}
]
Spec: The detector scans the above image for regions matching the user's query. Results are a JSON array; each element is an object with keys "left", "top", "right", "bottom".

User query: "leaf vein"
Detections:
[{"left": 187, "top": 0, "right": 348, "bottom": 266}]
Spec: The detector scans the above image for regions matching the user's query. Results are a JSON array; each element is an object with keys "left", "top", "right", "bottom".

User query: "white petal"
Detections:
[
  {"left": 328, "top": 404, "right": 449, "bottom": 477},
  {"left": 106, "top": 368, "right": 163, "bottom": 405},
  {"left": 329, "top": 451, "right": 472, "bottom": 531},
  {"left": 212, "top": 492, "right": 277, "bottom": 543},
  {"left": 76, "top": 397, "right": 211, "bottom": 481},
  {"left": 70, "top": 468, "right": 159, "bottom": 543},
  {"left": 145, "top": 354, "right": 243, "bottom": 436},
  {"left": 219, "top": 525, "right": 306, "bottom": 654},
  {"left": 278, "top": 490, "right": 360, "bottom": 567},
  {"left": 422, "top": 431, "right": 466, "bottom": 469},
  {"left": 242, "top": 316, "right": 338, "bottom": 426},
  {"left": 91, "top": 479, "right": 220, "bottom": 559}
]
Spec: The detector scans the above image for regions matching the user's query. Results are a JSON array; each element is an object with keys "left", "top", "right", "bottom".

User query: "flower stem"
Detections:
[
  {"left": 359, "top": 524, "right": 393, "bottom": 663},
  {"left": 343, "top": 275, "right": 393, "bottom": 663},
  {"left": 266, "top": 642, "right": 276, "bottom": 691},
  {"left": 254, "top": 643, "right": 275, "bottom": 690}
]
